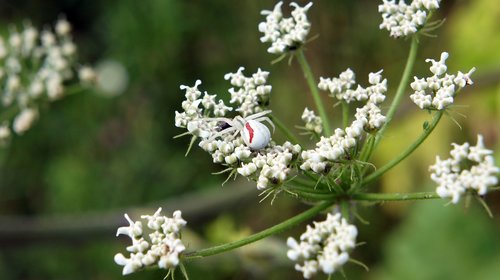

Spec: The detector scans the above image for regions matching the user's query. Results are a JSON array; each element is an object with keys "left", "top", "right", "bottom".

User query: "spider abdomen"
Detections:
[{"left": 242, "top": 120, "right": 271, "bottom": 150}]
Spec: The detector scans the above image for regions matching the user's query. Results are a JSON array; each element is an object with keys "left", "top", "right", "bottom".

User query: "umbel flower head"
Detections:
[
  {"left": 379, "top": 0, "right": 441, "bottom": 38},
  {"left": 114, "top": 208, "right": 187, "bottom": 275},
  {"left": 0, "top": 17, "right": 95, "bottom": 140},
  {"left": 430, "top": 135, "right": 499, "bottom": 204},
  {"left": 287, "top": 212, "right": 358, "bottom": 279},
  {"left": 175, "top": 68, "right": 301, "bottom": 192},
  {"left": 301, "top": 107, "right": 323, "bottom": 135},
  {"left": 258, "top": 1, "right": 313, "bottom": 54},
  {"left": 301, "top": 69, "right": 387, "bottom": 174},
  {"left": 410, "top": 52, "right": 475, "bottom": 110}
]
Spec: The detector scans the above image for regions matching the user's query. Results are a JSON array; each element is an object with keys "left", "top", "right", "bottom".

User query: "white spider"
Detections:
[{"left": 207, "top": 110, "right": 275, "bottom": 150}]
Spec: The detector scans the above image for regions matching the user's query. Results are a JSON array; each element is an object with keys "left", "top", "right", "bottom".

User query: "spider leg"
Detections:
[
  {"left": 207, "top": 126, "right": 238, "bottom": 142},
  {"left": 204, "top": 117, "right": 233, "bottom": 123},
  {"left": 254, "top": 116, "right": 275, "bottom": 132},
  {"left": 231, "top": 116, "right": 246, "bottom": 131},
  {"left": 245, "top": 110, "right": 272, "bottom": 120}
]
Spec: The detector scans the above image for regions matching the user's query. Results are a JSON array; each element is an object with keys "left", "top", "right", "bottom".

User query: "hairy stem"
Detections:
[
  {"left": 362, "top": 111, "right": 444, "bottom": 186},
  {"left": 296, "top": 50, "right": 332, "bottom": 136},
  {"left": 184, "top": 200, "right": 334, "bottom": 259}
]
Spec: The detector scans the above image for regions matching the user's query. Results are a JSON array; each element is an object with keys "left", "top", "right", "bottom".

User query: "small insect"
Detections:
[{"left": 209, "top": 110, "right": 275, "bottom": 150}]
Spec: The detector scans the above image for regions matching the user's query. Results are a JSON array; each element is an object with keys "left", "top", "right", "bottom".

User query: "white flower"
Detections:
[
  {"left": 301, "top": 108, "right": 323, "bottom": 134},
  {"left": 115, "top": 208, "right": 187, "bottom": 275},
  {"left": 114, "top": 253, "right": 143, "bottom": 276},
  {"left": 287, "top": 212, "right": 358, "bottom": 279},
  {"left": 379, "top": 0, "right": 441, "bottom": 38},
  {"left": 0, "top": 122, "right": 11, "bottom": 144},
  {"left": 225, "top": 67, "right": 272, "bottom": 117},
  {"left": 303, "top": 69, "right": 388, "bottom": 174},
  {"left": 319, "top": 69, "right": 386, "bottom": 106},
  {"left": 116, "top": 213, "right": 143, "bottom": 238},
  {"left": 55, "top": 17, "right": 71, "bottom": 36},
  {"left": 78, "top": 65, "right": 96, "bottom": 84},
  {"left": 213, "top": 100, "right": 233, "bottom": 117},
  {"left": 258, "top": 2, "right": 313, "bottom": 54},
  {"left": 187, "top": 120, "right": 211, "bottom": 139},
  {"left": 295, "top": 260, "right": 319, "bottom": 279},
  {"left": 13, "top": 108, "right": 38, "bottom": 135},
  {"left": 426, "top": 52, "right": 448, "bottom": 76},
  {"left": 410, "top": 52, "right": 475, "bottom": 110},
  {"left": 431, "top": 135, "right": 499, "bottom": 204},
  {"left": 180, "top": 80, "right": 203, "bottom": 101},
  {"left": 0, "top": 17, "right": 94, "bottom": 142}
]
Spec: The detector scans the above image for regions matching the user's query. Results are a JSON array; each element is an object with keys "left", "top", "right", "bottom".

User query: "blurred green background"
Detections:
[{"left": 0, "top": 0, "right": 498, "bottom": 279}]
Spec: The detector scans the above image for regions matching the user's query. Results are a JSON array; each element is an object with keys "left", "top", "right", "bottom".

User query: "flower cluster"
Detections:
[
  {"left": 258, "top": 1, "right": 313, "bottom": 54},
  {"left": 114, "top": 208, "right": 187, "bottom": 275},
  {"left": 378, "top": 0, "right": 441, "bottom": 38},
  {"left": 176, "top": 69, "right": 302, "bottom": 191},
  {"left": 0, "top": 18, "right": 95, "bottom": 142},
  {"left": 430, "top": 135, "right": 499, "bottom": 204},
  {"left": 301, "top": 107, "right": 322, "bottom": 135},
  {"left": 287, "top": 212, "right": 358, "bottom": 279},
  {"left": 410, "top": 52, "right": 475, "bottom": 110},
  {"left": 225, "top": 67, "right": 272, "bottom": 117},
  {"left": 237, "top": 141, "right": 301, "bottom": 190},
  {"left": 319, "top": 69, "right": 387, "bottom": 106},
  {"left": 301, "top": 70, "right": 387, "bottom": 174},
  {"left": 175, "top": 79, "right": 232, "bottom": 139}
]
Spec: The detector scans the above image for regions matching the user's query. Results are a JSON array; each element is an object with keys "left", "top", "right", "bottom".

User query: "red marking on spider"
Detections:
[{"left": 245, "top": 122, "right": 254, "bottom": 143}]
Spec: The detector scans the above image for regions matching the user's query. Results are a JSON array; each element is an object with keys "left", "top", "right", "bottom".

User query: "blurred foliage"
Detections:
[
  {"left": 0, "top": 0, "right": 498, "bottom": 279},
  {"left": 373, "top": 200, "right": 500, "bottom": 280}
]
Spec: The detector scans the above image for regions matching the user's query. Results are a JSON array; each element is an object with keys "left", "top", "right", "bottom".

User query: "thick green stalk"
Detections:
[
  {"left": 373, "top": 36, "right": 419, "bottom": 150},
  {"left": 362, "top": 111, "right": 443, "bottom": 186},
  {"left": 291, "top": 189, "right": 440, "bottom": 202},
  {"left": 351, "top": 191, "right": 440, "bottom": 201},
  {"left": 296, "top": 50, "right": 332, "bottom": 136},
  {"left": 184, "top": 200, "right": 334, "bottom": 259}
]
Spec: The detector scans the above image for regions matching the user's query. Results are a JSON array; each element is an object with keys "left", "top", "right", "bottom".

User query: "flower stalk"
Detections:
[
  {"left": 184, "top": 200, "right": 334, "bottom": 259},
  {"left": 373, "top": 35, "right": 419, "bottom": 151},
  {"left": 363, "top": 110, "right": 444, "bottom": 186},
  {"left": 296, "top": 50, "right": 332, "bottom": 136}
]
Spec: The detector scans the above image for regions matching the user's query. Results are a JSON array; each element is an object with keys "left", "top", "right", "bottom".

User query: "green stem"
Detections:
[
  {"left": 358, "top": 134, "right": 375, "bottom": 164},
  {"left": 270, "top": 114, "right": 301, "bottom": 145},
  {"left": 362, "top": 111, "right": 443, "bottom": 186},
  {"left": 351, "top": 191, "right": 440, "bottom": 201},
  {"left": 184, "top": 200, "right": 334, "bottom": 259},
  {"left": 296, "top": 50, "right": 332, "bottom": 136},
  {"left": 292, "top": 189, "right": 440, "bottom": 202},
  {"left": 290, "top": 178, "right": 317, "bottom": 188},
  {"left": 288, "top": 184, "right": 331, "bottom": 194},
  {"left": 339, "top": 199, "right": 350, "bottom": 221},
  {"left": 372, "top": 36, "right": 419, "bottom": 152}
]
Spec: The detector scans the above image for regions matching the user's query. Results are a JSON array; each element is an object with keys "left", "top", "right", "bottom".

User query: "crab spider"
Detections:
[{"left": 207, "top": 110, "right": 275, "bottom": 150}]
